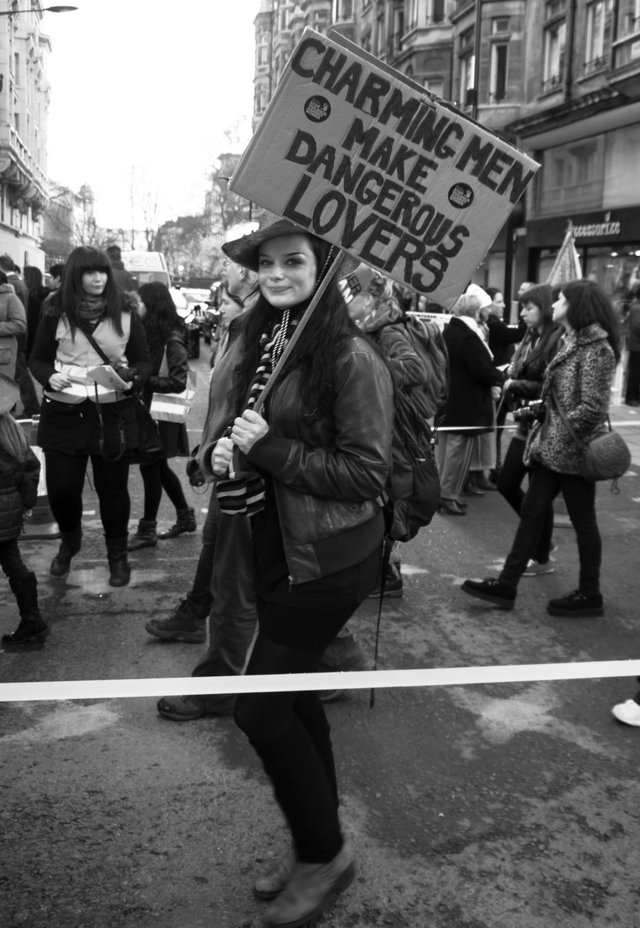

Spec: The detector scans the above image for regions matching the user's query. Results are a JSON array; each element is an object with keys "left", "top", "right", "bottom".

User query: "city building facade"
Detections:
[
  {"left": 0, "top": 6, "right": 51, "bottom": 271},
  {"left": 252, "top": 0, "right": 640, "bottom": 308}
]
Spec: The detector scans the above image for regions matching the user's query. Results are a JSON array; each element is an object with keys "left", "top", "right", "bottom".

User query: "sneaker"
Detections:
[
  {"left": 461, "top": 578, "right": 516, "bottom": 609},
  {"left": 368, "top": 573, "right": 403, "bottom": 598},
  {"left": 145, "top": 599, "right": 206, "bottom": 643},
  {"left": 612, "top": 699, "right": 640, "bottom": 727},
  {"left": 156, "top": 694, "right": 234, "bottom": 721},
  {"left": 547, "top": 590, "right": 604, "bottom": 618},
  {"left": 523, "top": 558, "right": 555, "bottom": 577}
]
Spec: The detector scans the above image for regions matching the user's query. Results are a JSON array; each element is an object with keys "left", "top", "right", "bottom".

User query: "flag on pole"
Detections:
[{"left": 547, "top": 224, "right": 582, "bottom": 286}]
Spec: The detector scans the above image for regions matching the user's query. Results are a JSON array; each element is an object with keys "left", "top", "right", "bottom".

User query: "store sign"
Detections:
[
  {"left": 229, "top": 28, "right": 539, "bottom": 308},
  {"left": 573, "top": 212, "right": 622, "bottom": 241}
]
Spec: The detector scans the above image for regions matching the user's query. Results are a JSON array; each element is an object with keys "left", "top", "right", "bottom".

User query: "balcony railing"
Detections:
[
  {"left": 582, "top": 55, "right": 607, "bottom": 76},
  {"left": 541, "top": 72, "right": 564, "bottom": 93}
]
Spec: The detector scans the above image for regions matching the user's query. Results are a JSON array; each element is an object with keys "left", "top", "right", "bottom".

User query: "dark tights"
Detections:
[
  {"left": 0, "top": 539, "right": 30, "bottom": 581},
  {"left": 234, "top": 610, "right": 351, "bottom": 865},
  {"left": 138, "top": 459, "right": 188, "bottom": 520},
  {"left": 497, "top": 435, "right": 554, "bottom": 563},
  {"left": 45, "top": 451, "right": 130, "bottom": 537}
]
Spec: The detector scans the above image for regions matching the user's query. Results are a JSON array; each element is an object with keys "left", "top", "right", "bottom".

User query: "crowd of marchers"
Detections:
[{"left": 2, "top": 224, "right": 640, "bottom": 927}]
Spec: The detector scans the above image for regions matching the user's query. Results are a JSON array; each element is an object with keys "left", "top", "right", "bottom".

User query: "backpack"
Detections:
[
  {"left": 376, "top": 316, "right": 448, "bottom": 543},
  {"left": 402, "top": 314, "right": 450, "bottom": 420}
]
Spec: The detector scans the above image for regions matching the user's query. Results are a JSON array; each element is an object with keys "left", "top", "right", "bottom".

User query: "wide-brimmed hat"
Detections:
[
  {"left": 0, "top": 373, "right": 20, "bottom": 414},
  {"left": 222, "top": 212, "right": 359, "bottom": 276}
]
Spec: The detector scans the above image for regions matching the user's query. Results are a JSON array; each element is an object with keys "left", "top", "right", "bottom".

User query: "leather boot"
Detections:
[
  {"left": 105, "top": 537, "right": 131, "bottom": 587},
  {"left": 50, "top": 528, "right": 82, "bottom": 577},
  {"left": 127, "top": 519, "right": 158, "bottom": 551},
  {"left": 158, "top": 507, "right": 197, "bottom": 539},
  {"left": 2, "top": 573, "right": 49, "bottom": 650}
]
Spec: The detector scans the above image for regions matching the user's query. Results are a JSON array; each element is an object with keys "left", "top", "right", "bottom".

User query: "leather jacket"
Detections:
[{"left": 245, "top": 335, "right": 393, "bottom": 585}]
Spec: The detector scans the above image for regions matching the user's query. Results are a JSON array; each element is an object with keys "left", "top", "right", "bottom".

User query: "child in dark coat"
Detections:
[{"left": 0, "top": 373, "right": 48, "bottom": 648}]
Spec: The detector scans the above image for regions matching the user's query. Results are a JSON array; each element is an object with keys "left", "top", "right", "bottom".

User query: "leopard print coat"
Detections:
[{"left": 524, "top": 324, "right": 616, "bottom": 475}]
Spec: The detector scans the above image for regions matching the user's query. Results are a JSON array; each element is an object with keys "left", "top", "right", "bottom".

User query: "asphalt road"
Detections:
[{"left": 2, "top": 346, "right": 640, "bottom": 928}]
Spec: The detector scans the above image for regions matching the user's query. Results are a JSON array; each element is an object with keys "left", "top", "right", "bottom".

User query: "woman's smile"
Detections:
[{"left": 258, "top": 234, "right": 317, "bottom": 308}]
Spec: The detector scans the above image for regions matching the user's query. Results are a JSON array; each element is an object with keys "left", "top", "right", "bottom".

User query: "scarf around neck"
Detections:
[{"left": 77, "top": 294, "right": 107, "bottom": 325}]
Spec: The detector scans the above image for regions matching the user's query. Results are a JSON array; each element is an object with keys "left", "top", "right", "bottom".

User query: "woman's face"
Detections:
[
  {"left": 553, "top": 292, "right": 570, "bottom": 327},
  {"left": 521, "top": 300, "right": 542, "bottom": 330},
  {"left": 258, "top": 234, "right": 317, "bottom": 309},
  {"left": 82, "top": 269, "right": 108, "bottom": 297},
  {"left": 220, "top": 291, "right": 243, "bottom": 324}
]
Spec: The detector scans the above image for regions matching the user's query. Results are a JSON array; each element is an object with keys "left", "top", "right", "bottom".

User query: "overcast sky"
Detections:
[{"left": 44, "top": 0, "right": 258, "bottom": 230}]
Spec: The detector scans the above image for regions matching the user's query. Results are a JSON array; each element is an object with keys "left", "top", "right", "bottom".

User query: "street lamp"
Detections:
[{"left": 0, "top": 6, "right": 78, "bottom": 15}]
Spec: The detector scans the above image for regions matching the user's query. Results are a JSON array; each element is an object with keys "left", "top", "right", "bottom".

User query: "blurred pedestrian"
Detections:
[
  {"left": 106, "top": 244, "right": 137, "bottom": 292},
  {"left": 623, "top": 283, "right": 640, "bottom": 406},
  {"left": 462, "top": 280, "right": 620, "bottom": 617},
  {"left": 436, "top": 292, "right": 502, "bottom": 515},
  {"left": 0, "top": 269, "right": 26, "bottom": 389},
  {"left": 0, "top": 374, "right": 48, "bottom": 650},
  {"left": 497, "top": 284, "right": 562, "bottom": 576},
  {"left": 23, "top": 266, "right": 49, "bottom": 360},
  {"left": 0, "top": 256, "right": 39, "bottom": 416},
  {"left": 128, "top": 282, "right": 195, "bottom": 549},
  {"left": 28, "top": 245, "right": 152, "bottom": 587}
]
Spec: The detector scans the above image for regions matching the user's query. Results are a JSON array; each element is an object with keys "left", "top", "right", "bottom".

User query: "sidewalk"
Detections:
[{"left": 610, "top": 402, "right": 640, "bottom": 465}]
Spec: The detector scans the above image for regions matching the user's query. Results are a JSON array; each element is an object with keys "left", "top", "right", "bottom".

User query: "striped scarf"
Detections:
[{"left": 216, "top": 309, "right": 292, "bottom": 516}]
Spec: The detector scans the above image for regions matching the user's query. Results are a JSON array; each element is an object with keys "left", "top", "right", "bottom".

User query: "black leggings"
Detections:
[
  {"left": 234, "top": 548, "right": 380, "bottom": 864},
  {"left": 138, "top": 459, "right": 188, "bottom": 521},
  {"left": 45, "top": 451, "right": 130, "bottom": 537},
  {"left": 0, "top": 538, "right": 31, "bottom": 581},
  {"left": 497, "top": 435, "right": 554, "bottom": 563}
]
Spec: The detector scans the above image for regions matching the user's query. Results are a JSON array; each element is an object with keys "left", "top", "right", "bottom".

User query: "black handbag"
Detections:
[{"left": 78, "top": 324, "right": 163, "bottom": 464}]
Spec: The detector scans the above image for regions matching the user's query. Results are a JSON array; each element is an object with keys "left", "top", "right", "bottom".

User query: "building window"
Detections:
[
  {"left": 542, "top": 1, "right": 567, "bottom": 92},
  {"left": 458, "top": 27, "right": 475, "bottom": 105},
  {"left": 538, "top": 135, "right": 605, "bottom": 216},
  {"left": 490, "top": 42, "right": 509, "bottom": 102},
  {"left": 616, "top": 0, "right": 640, "bottom": 39},
  {"left": 335, "top": 0, "right": 354, "bottom": 19},
  {"left": 430, "top": 0, "right": 445, "bottom": 23},
  {"left": 584, "top": 1, "right": 610, "bottom": 73},
  {"left": 424, "top": 77, "right": 444, "bottom": 98}
]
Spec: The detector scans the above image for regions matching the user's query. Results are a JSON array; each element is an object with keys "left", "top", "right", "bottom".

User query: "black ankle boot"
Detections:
[
  {"left": 105, "top": 537, "right": 131, "bottom": 587},
  {"left": 3, "top": 572, "right": 49, "bottom": 649},
  {"left": 158, "top": 507, "right": 197, "bottom": 539},
  {"left": 128, "top": 520, "right": 158, "bottom": 551},
  {"left": 50, "top": 528, "right": 82, "bottom": 578}
]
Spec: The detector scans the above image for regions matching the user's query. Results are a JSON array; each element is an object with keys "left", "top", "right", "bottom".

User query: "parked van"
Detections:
[{"left": 120, "top": 251, "right": 171, "bottom": 289}]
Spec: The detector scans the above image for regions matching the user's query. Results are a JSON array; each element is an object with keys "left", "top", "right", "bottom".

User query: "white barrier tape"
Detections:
[
  {"left": 435, "top": 420, "right": 640, "bottom": 432},
  {"left": 2, "top": 660, "right": 640, "bottom": 703}
]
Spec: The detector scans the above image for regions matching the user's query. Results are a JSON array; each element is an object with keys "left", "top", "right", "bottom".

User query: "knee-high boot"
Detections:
[
  {"left": 2, "top": 572, "right": 49, "bottom": 649},
  {"left": 105, "top": 537, "right": 131, "bottom": 587}
]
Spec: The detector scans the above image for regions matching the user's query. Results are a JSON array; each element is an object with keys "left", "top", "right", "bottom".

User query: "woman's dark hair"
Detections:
[
  {"left": 138, "top": 281, "right": 186, "bottom": 356},
  {"left": 519, "top": 283, "right": 554, "bottom": 328},
  {"left": 485, "top": 286, "right": 502, "bottom": 301},
  {"left": 24, "top": 266, "right": 43, "bottom": 294},
  {"left": 562, "top": 279, "right": 621, "bottom": 362},
  {"left": 57, "top": 246, "right": 123, "bottom": 335},
  {"left": 230, "top": 237, "right": 357, "bottom": 416},
  {"left": 0, "top": 270, "right": 7, "bottom": 285}
]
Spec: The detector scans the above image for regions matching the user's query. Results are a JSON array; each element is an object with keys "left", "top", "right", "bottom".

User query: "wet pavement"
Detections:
[{"left": 2, "top": 351, "right": 640, "bottom": 927}]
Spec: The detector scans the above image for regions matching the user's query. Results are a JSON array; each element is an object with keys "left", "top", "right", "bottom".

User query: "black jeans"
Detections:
[
  {"left": 497, "top": 435, "right": 554, "bottom": 563},
  {"left": 138, "top": 459, "right": 188, "bottom": 521},
  {"left": 500, "top": 463, "right": 601, "bottom": 595},
  {"left": 45, "top": 451, "right": 131, "bottom": 537},
  {"left": 0, "top": 538, "right": 30, "bottom": 581},
  {"left": 234, "top": 548, "right": 379, "bottom": 864}
]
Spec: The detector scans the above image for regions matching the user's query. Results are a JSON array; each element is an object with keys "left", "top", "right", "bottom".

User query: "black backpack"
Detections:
[{"left": 376, "top": 316, "right": 447, "bottom": 542}]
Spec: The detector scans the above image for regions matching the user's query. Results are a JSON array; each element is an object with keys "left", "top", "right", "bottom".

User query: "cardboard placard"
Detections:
[{"left": 230, "top": 28, "right": 539, "bottom": 309}]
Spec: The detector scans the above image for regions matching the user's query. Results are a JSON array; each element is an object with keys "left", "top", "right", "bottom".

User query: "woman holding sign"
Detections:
[
  {"left": 204, "top": 218, "right": 393, "bottom": 927},
  {"left": 29, "top": 246, "right": 151, "bottom": 587}
]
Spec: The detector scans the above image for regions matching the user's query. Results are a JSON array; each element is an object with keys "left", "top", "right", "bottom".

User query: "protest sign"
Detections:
[{"left": 229, "top": 27, "right": 539, "bottom": 309}]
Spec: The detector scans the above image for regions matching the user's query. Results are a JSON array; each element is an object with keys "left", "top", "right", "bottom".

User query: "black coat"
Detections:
[
  {"left": 487, "top": 315, "right": 527, "bottom": 367},
  {"left": 439, "top": 317, "right": 502, "bottom": 432}
]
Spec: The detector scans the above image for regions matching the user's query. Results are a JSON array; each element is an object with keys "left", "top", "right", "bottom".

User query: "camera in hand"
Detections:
[
  {"left": 186, "top": 457, "right": 205, "bottom": 488},
  {"left": 513, "top": 400, "right": 546, "bottom": 424}
]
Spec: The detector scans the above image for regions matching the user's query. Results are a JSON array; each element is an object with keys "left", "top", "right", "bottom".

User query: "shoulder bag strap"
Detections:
[
  {"left": 550, "top": 386, "right": 609, "bottom": 450},
  {"left": 75, "top": 321, "right": 114, "bottom": 366}
]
